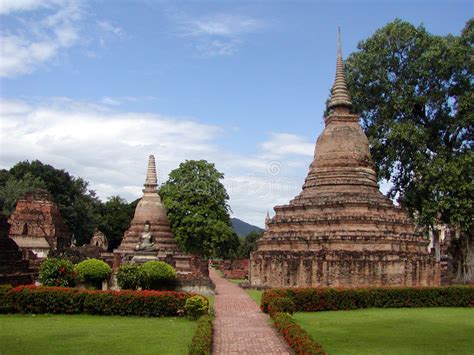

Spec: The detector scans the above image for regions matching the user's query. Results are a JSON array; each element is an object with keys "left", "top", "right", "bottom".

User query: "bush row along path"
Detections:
[{"left": 210, "top": 268, "right": 291, "bottom": 354}]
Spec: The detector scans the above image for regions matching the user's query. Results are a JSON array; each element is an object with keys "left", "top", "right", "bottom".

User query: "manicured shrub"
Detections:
[
  {"left": 2, "top": 285, "right": 194, "bottom": 317},
  {"left": 116, "top": 264, "right": 143, "bottom": 290},
  {"left": 188, "top": 315, "right": 213, "bottom": 355},
  {"left": 2, "top": 285, "right": 85, "bottom": 314},
  {"left": 141, "top": 261, "right": 176, "bottom": 290},
  {"left": 268, "top": 297, "right": 295, "bottom": 318},
  {"left": 261, "top": 286, "right": 474, "bottom": 313},
  {"left": 185, "top": 295, "right": 209, "bottom": 320},
  {"left": 75, "top": 259, "right": 111, "bottom": 288},
  {"left": 0, "top": 285, "right": 13, "bottom": 313},
  {"left": 273, "top": 312, "right": 325, "bottom": 355},
  {"left": 39, "top": 258, "right": 76, "bottom": 287}
]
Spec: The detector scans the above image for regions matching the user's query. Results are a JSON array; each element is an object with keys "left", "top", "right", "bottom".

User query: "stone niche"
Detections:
[
  {"left": 0, "top": 214, "right": 34, "bottom": 286},
  {"left": 8, "top": 189, "right": 70, "bottom": 259},
  {"left": 250, "top": 34, "right": 439, "bottom": 288}
]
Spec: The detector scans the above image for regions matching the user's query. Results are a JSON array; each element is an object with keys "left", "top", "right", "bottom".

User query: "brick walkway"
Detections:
[{"left": 210, "top": 268, "right": 291, "bottom": 355}]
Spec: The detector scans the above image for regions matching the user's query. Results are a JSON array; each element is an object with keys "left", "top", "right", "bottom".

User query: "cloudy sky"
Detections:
[{"left": 0, "top": 0, "right": 471, "bottom": 227}]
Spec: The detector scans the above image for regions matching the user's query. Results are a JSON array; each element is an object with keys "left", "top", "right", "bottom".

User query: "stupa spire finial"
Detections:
[
  {"left": 327, "top": 27, "right": 352, "bottom": 112},
  {"left": 144, "top": 154, "right": 158, "bottom": 193}
]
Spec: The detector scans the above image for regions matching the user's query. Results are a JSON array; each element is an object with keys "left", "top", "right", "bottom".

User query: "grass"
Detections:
[
  {"left": 228, "top": 279, "right": 246, "bottom": 285},
  {"left": 0, "top": 314, "right": 197, "bottom": 355},
  {"left": 246, "top": 289, "right": 263, "bottom": 306},
  {"left": 294, "top": 307, "right": 474, "bottom": 355}
]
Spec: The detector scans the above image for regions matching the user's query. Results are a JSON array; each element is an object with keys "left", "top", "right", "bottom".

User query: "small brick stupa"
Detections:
[
  {"left": 8, "top": 189, "right": 70, "bottom": 258},
  {"left": 115, "top": 155, "right": 178, "bottom": 261},
  {"left": 250, "top": 31, "right": 439, "bottom": 288}
]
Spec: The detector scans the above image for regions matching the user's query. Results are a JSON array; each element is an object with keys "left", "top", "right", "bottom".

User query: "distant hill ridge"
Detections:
[{"left": 231, "top": 218, "right": 263, "bottom": 237}]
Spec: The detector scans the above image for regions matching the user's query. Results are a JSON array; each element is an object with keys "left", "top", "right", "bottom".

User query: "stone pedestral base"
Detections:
[{"left": 250, "top": 250, "right": 440, "bottom": 288}]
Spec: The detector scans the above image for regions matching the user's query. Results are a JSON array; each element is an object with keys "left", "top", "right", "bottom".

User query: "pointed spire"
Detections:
[
  {"left": 143, "top": 155, "right": 158, "bottom": 193},
  {"left": 265, "top": 210, "right": 271, "bottom": 228},
  {"left": 328, "top": 28, "right": 352, "bottom": 112}
]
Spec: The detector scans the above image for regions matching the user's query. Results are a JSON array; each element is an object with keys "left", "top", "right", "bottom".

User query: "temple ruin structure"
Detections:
[
  {"left": 8, "top": 189, "right": 70, "bottom": 259},
  {"left": 250, "top": 32, "right": 440, "bottom": 288},
  {"left": 113, "top": 155, "right": 209, "bottom": 283}
]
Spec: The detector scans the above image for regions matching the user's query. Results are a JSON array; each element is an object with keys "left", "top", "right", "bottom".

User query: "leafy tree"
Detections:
[
  {"left": 238, "top": 231, "right": 263, "bottom": 258},
  {"left": 97, "top": 196, "right": 137, "bottom": 251},
  {"left": 345, "top": 19, "right": 473, "bottom": 282},
  {"left": 0, "top": 172, "right": 46, "bottom": 214},
  {"left": 160, "top": 160, "right": 240, "bottom": 259}
]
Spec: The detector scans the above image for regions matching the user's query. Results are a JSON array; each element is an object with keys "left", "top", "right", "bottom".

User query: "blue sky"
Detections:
[{"left": 0, "top": 0, "right": 472, "bottom": 226}]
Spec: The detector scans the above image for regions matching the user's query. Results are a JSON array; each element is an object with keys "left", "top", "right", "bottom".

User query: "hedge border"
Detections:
[
  {"left": 1, "top": 285, "right": 195, "bottom": 317},
  {"left": 273, "top": 312, "right": 325, "bottom": 355},
  {"left": 261, "top": 286, "right": 474, "bottom": 313},
  {"left": 188, "top": 314, "right": 213, "bottom": 355}
]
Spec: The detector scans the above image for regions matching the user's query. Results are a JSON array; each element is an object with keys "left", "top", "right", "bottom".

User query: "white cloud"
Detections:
[
  {"left": 0, "top": 1, "right": 82, "bottom": 77},
  {"left": 0, "top": 0, "right": 48, "bottom": 15},
  {"left": 97, "top": 21, "right": 123, "bottom": 36},
  {"left": 0, "top": 97, "right": 314, "bottom": 228},
  {"left": 174, "top": 13, "right": 264, "bottom": 57},
  {"left": 260, "top": 133, "right": 314, "bottom": 158}
]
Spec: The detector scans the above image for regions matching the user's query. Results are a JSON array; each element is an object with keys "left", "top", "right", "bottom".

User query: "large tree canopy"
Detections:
[
  {"left": 345, "top": 19, "right": 473, "bottom": 281},
  {"left": 160, "top": 160, "right": 240, "bottom": 259}
]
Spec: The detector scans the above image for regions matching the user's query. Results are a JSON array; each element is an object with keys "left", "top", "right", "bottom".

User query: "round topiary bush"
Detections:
[
  {"left": 116, "top": 264, "right": 144, "bottom": 290},
  {"left": 184, "top": 295, "right": 209, "bottom": 320},
  {"left": 141, "top": 261, "right": 177, "bottom": 290},
  {"left": 75, "top": 259, "right": 111, "bottom": 289},
  {"left": 39, "top": 258, "right": 76, "bottom": 287}
]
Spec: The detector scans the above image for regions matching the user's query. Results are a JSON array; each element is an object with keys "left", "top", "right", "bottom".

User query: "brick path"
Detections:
[{"left": 210, "top": 268, "right": 291, "bottom": 355}]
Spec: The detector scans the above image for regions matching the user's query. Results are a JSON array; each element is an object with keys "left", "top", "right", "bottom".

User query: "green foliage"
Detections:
[
  {"left": 0, "top": 285, "right": 13, "bottom": 313},
  {"left": 1, "top": 160, "right": 136, "bottom": 249},
  {"left": 345, "top": 19, "right": 473, "bottom": 234},
  {"left": 75, "top": 259, "right": 111, "bottom": 286},
  {"left": 237, "top": 231, "right": 263, "bottom": 258},
  {"left": 184, "top": 295, "right": 209, "bottom": 320},
  {"left": 38, "top": 258, "right": 76, "bottom": 287},
  {"left": 141, "top": 261, "right": 177, "bottom": 290},
  {"left": 261, "top": 286, "right": 474, "bottom": 313},
  {"left": 0, "top": 172, "right": 46, "bottom": 214},
  {"left": 96, "top": 196, "right": 137, "bottom": 251},
  {"left": 1, "top": 285, "right": 193, "bottom": 317},
  {"left": 160, "top": 160, "right": 240, "bottom": 259},
  {"left": 268, "top": 297, "right": 295, "bottom": 318},
  {"left": 188, "top": 315, "right": 213, "bottom": 355},
  {"left": 273, "top": 312, "right": 325, "bottom": 355},
  {"left": 116, "top": 264, "right": 144, "bottom": 290}
]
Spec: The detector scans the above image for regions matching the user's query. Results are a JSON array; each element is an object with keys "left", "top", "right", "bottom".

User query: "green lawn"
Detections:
[
  {"left": 294, "top": 307, "right": 474, "bottom": 355},
  {"left": 0, "top": 314, "right": 197, "bottom": 355},
  {"left": 246, "top": 289, "right": 263, "bottom": 306}
]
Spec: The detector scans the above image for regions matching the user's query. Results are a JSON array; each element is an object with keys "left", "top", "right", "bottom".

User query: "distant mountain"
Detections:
[{"left": 231, "top": 217, "right": 263, "bottom": 237}]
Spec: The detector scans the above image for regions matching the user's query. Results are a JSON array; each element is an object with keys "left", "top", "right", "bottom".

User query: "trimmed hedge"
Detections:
[
  {"left": 188, "top": 315, "right": 213, "bottom": 355},
  {"left": 273, "top": 312, "right": 325, "bottom": 355},
  {"left": 2, "top": 285, "right": 194, "bottom": 317},
  {"left": 185, "top": 295, "right": 209, "bottom": 320},
  {"left": 268, "top": 297, "right": 295, "bottom": 318},
  {"left": 39, "top": 258, "right": 76, "bottom": 287},
  {"left": 262, "top": 286, "right": 474, "bottom": 313}
]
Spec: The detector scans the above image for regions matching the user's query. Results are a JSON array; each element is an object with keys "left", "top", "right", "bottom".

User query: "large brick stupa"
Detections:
[{"left": 250, "top": 32, "right": 440, "bottom": 288}]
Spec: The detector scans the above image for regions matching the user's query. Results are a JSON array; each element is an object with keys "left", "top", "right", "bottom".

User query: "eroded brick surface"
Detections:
[{"left": 210, "top": 268, "right": 291, "bottom": 355}]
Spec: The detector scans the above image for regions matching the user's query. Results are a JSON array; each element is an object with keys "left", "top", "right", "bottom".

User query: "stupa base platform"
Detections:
[{"left": 250, "top": 250, "right": 440, "bottom": 288}]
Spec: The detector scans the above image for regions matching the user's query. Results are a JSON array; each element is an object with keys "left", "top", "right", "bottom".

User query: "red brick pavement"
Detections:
[{"left": 210, "top": 268, "right": 291, "bottom": 355}]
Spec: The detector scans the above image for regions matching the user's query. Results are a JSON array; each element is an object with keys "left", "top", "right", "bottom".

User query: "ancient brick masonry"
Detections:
[
  {"left": 8, "top": 189, "right": 70, "bottom": 258},
  {"left": 250, "top": 32, "right": 440, "bottom": 288},
  {"left": 0, "top": 214, "right": 34, "bottom": 286}
]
